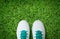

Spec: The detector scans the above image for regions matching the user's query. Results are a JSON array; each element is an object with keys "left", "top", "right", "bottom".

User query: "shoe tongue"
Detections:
[
  {"left": 20, "top": 30, "right": 27, "bottom": 39},
  {"left": 21, "top": 37, "right": 26, "bottom": 39},
  {"left": 36, "top": 30, "right": 42, "bottom": 39}
]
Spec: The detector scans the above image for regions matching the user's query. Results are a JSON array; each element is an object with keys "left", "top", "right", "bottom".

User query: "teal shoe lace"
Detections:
[
  {"left": 20, "top": 30, "right": 27, "bottom": 39},
  {"left": 36, "top": 30, "right": 42, "bottom": 39}
]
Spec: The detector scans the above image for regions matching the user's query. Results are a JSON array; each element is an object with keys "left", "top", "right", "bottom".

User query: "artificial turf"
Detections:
[{"left": 0, "top": 0, "right": 60, "bottom": 39}]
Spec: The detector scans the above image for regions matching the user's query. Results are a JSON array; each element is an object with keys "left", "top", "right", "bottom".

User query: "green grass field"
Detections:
[{"left": 0, "top": 0, "right": 60, "bottom": 39}]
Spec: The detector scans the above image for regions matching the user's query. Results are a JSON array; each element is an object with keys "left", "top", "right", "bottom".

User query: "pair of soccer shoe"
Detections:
[{"left": 17, "top": 20, "right": 45, "bottom": 39}]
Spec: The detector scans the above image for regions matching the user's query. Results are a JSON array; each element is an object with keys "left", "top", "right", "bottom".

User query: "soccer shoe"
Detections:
[
  {"left": 32, "top": 20, "right": 45, "bottom": 39},
  {"left": 17, "top": 20, "right": 30, "bottom": 39}
]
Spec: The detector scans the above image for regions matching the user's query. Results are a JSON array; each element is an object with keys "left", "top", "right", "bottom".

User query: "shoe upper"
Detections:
[
  {"left": 17, "top": 20, "right": 30, "bottom": 39},
  {"left": 32, "top": 20, "right": 45, "bottom": 39}
]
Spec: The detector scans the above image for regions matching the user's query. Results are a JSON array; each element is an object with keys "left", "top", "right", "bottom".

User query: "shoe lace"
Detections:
[
  {"left": 36, "top": 30, "right": 42, "bottom": 39},
  {"left": 20, "top": 30, "right": 27, "bottom": 39}
]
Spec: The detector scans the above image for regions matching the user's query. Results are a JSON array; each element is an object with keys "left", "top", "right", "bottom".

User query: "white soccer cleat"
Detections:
[
  {"left": 32, "top": 20, "right": 45, "bottom": 39},
  {"left": 17, "top": 20, "right": 30, "bottom": 39}
]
